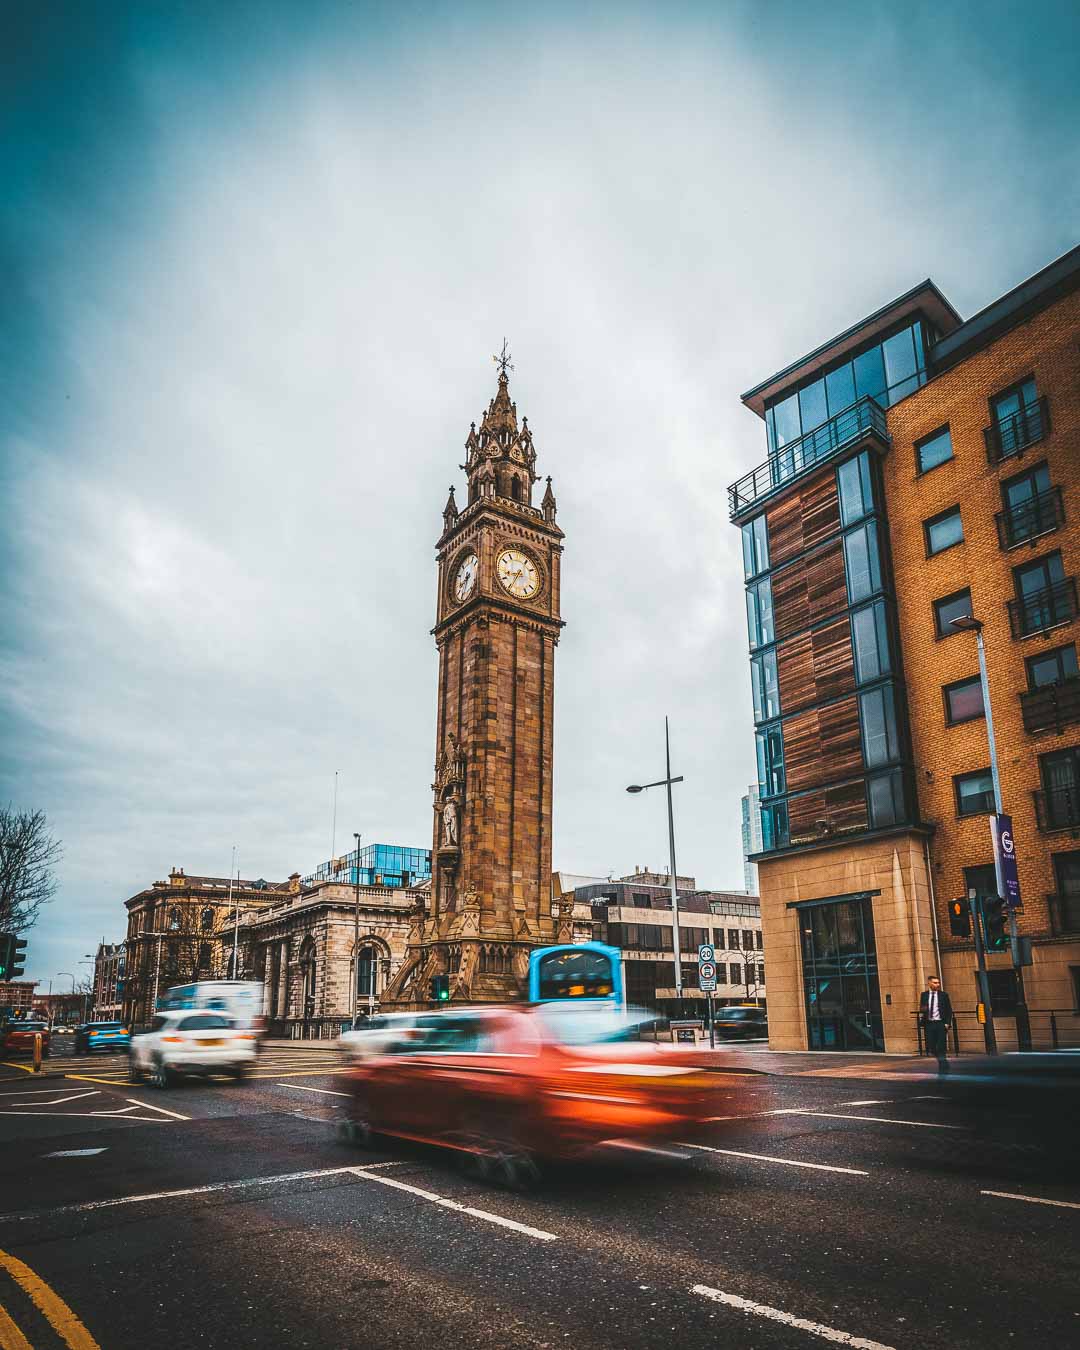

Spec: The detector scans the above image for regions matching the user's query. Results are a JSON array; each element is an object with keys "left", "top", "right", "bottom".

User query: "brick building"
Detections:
[
  {"left": 92, "top": 943, "right": 125, "bottom": 1021},
  {"left": 729, "top": 243, "right": 1079, "bottom": 1053},
  {"left": 0, "top": 981, "right": 37, "bottom": 1014}
]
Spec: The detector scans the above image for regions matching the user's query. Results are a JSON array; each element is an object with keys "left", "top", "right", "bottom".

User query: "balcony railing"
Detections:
[
  {"left": 995, "top": 485, "right": 1065, "bottom": 549},
  {"left": 1048, "top": 893, "right": 1080, "bottom": 936},
  {"left": 1007, "top": 577, "right": 1078, "bottom": 638},
  {"left": 728, "top": 396, "right": 889, "bottom": 521},
  {"left": 1033, "top": 783, "right": 1080, "bottom": 833},
  {"left": 1020, "top": 677, "right": 1080, "bottom": 735},
  {"left": 984, "top": 396, "right": 1049, "bottom": 463}
]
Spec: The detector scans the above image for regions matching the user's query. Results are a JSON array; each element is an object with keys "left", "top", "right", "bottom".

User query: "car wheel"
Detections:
[
  {"left": 128, "top": 1053, "right": 145, "bottom": 1084},
  {"left": 230, "top": 1064, "right": 250, "bottom": 1083},
  {"left": 337, "top": 1096, "right": 375, "bottom": 1149},
  {"left": 150, "top": 1056, "right": 171, "bottom": 1090}
]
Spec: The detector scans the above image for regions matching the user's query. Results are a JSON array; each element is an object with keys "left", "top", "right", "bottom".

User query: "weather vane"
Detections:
[{"left": 493, "top": 338, "right": 514, "bottom": 377}]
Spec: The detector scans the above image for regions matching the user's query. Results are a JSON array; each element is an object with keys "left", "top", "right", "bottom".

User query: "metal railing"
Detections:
[
  {"left": 995, "top": 485, "right": 1064, "bottom": 549},
  {"left": 1033, "top": 783, "right": 1080, "bottom": 833},
  {"left": 1006, "top": 576, "right": 1078, "bottom": 637},
  {"left": 1048, "top": 892, "right": 1080, "bottom": 936},
  {"left": 1020, "top": 677, "right": 1080, "bottom": 735},
  {"left": 728, "top": 396, "right": 888, "bottom": 520},
  {"left": 984, "top": 396, "right": 1049, "bottom": 463},
  {"left": 913, "top": 1007, "right": 1080, "bottom": 1054}
]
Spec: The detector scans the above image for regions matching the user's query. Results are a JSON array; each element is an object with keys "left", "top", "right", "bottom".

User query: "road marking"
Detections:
[
  {"left": 345, "top": 1167, "right": 559, "bottom": 1240},
  {"left": 0, "top": 1063, "right": 38, "bottom": 1075},
  {"left": 0, "top": 1246, "right": 101, "bottom": 1349},
  {"left": 982, "top": 1190, "right": 1080, "bottom": 1211},
  {"left": 248, "top": 1069, "right": 341, "bottom": 1079},
  {"left": 838, "top": 1100, "right": 890, "bottom": 1106},
  {"left": 7, "top": 1091, "right": 100, "bottom": 1106},
  {"left": 275, "top": 1083, "right": 350, "bottom": 1097},
  {"left": 773, "top": 1110, "right": 966, "bottom": 1131},
  {"left": 63, "top": 1074, "right": 136, "bottom": 1086},
  {"left": 692, "top": 1284, "right": 894, "bottom": 1349},
  {"left": 681, "top": 1143, "right": 869, "bottom": 1176},
  {"left": 46, "top": 1149, "right": 108, "bottom": 1158},
  {"left": 604, "top": 1140, "right": 693, "bottom": 1159},
  {"left": 0, "top": 1110, "right": 169, "bottom": 1122},
  {"left": 124, "top": 1098, "right": 190, "bottom": 1121},
  {"left": 0, "top": 1162, "right": 403, "bottom": 1223},
  {"left": 0, "top": 1298, "right": 33, "bottom": 1350}
]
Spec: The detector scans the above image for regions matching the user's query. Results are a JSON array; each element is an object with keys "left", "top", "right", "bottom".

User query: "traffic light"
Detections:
[
  {"left": 9, "top": 938, "right": 27, "bottom": 978},
  {"left": 429, "top": 974, "right": 450, "bottom": 1003},
  {"left": 982, "top": 896, "right": 1009, "bottom": 952},
  {"left": 948, "top": 899, "right": 971, "bottom": 938}
]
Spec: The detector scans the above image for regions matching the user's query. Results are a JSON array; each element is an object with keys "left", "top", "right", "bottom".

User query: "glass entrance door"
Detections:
[{"left": 801, "top": 896, "right": 884, "bottom": 1051}]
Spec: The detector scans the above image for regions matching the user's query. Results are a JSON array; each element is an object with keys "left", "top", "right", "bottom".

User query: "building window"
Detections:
[
  {"left": 728, "top": 929, "right": 740, "bottom": 949},
  {"left": 197, "top": 943, "right": 211, "bottom": 970},
  {"left": 1050, "top": 853, "right": 1080, "bottom": 936},
  {"left": 991, "top": 377, "right": 1041, "bottom": 458},
  {"left": 837, "top": 452, "right": 875, "bottom": 526},
  {"left": 755, "top": 930, "right": 763, "bottom": 950},
  {"left": 844, "top": 521, "right": 884, "bottom": 603},
  {"left": 985, "top": 969, "right": 1019, "bottom": 1015},
  {"left": 741, "top": 515, "right": 769, "bottom": 579},
  {"left": 915, "top": 426, "right": 953, "bottom": 474},
  {"left": 750, "top": 649, "right": 780, "bottom": 722},
  {"left": 1012, "top": 551, "right": 1069, "bottom": 635},
  {"left": 632, "top": 893, "right": 650, "bottom": 908},
  {"left": 924, "top": 506, "right": 964, "bottom": 556},
  {"left": 755, "top": 723, "right": 785, "bottom": 798},
  {"left": 201, "top": 907, "right": 214, "bottom": 932},
  {"left": 955, "top": 769, "right": 995, "bottom": 817},
  {"left": 867, "top": 767, "right": 906, "bottom": 829},
  {"left": 944, "top": 676, "right": 985, "bottom": 726},
  {"left": 729, "top": 963, "right": 742, "bottom": 985},
  {"left": 860, "top": 685, "right": 900, "bottom": 767},
  {"left": 713, "top": 929, "right": 726, "bottom": 950},
  {"left": 851, "top": 600, "right": 892, "bottom": 683},
  {"left": 745, "top": 577, "right": 774, "bottom": 649},
  {"left": 1039, "top": 749, "right": 1080, "bottom": 832},
  {"left": 757, "top": 963, "right": 765, "bottom": 984},
  {"left": 1000, "top": 463, "right": 1055, "bottom": 547},
  {"left": 1027, "top": 645, "right": 1078, "bottom": 689},
  {"left": 742, "top": 930, "right": 754, "bottom": 951},
  {"left": 933, "top": 588, "right": 973, "bottom": 639}
]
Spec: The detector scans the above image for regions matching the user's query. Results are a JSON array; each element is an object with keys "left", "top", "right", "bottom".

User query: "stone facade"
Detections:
[{"left": 384, "top": 367, "right": 564, "bottom": 1007}]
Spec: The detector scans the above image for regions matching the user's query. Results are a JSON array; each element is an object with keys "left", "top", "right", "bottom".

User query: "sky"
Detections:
[{"left": 3, "top": 0, "right": 1079, "bottom": 988}]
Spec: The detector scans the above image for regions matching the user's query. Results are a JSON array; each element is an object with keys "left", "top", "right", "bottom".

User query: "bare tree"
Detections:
[
  {"left": 159, "top": 901, "right": 232, "bottom": 987},
  {"left": 0, "top": 807, "right": 62, "bottom": 933}
]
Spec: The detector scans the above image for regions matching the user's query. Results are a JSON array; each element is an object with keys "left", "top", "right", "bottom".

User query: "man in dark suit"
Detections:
[{"left": 919, "top": 975, "right": 954, "bottom": 1073}]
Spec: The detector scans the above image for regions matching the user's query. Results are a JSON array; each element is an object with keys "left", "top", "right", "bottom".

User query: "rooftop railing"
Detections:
[
  {"left": 728, "top": 396, "right": 888, "bottom": 521},
  {"left": 985, "top": 396, "right": 1049, "bottom": 463}
]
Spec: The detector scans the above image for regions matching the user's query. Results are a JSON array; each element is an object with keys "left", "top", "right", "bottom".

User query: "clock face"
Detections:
[
  {"left": 454, "top": 552, "right": 479, "bottom": 602},
  {"left": 496, "top": 548, "right": 540, "bottom": 599}
]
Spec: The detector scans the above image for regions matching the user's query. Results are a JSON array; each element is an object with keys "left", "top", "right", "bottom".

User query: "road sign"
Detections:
[
  {"left": 990, "top": 813, "right": 1022, "bottom": 910},
  {"left": 698, "top": 960, "right": 717, "bottom": 992},
  {"left": 698, "top": 944, "right": 714, "bottom": 964}
]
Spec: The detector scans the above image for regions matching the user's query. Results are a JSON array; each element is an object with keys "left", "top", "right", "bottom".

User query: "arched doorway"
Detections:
[{"left": 355, "top": 944, "right": 378, "bottom": 1014}]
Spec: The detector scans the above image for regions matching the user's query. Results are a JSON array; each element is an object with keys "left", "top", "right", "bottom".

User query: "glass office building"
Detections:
[{"left": 303, "top": 843, "right": 432, "bottom": 889}]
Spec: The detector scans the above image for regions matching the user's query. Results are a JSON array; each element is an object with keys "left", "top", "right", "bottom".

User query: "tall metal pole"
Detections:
[
  {"left": 352, "top": 832, "right": 362, "bottom": 1025},
  {"left": 229, "top": 846, "right": 239, "bottom": 981},
  {"left": 970, "top": 890, "right": 998, "bottom": 1056},
  {"left": 973, "top": 627, "right": 1031, "bottom": 1051},
  {"left": 665, "top": 718, "right": 684, "bottom": 1011}
]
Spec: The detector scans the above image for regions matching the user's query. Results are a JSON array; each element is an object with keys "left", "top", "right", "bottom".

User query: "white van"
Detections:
[{"left": 157, "top": 981, "right": 265, "bottom": 1033}]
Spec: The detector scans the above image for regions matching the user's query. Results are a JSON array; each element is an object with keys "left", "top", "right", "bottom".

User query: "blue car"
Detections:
[{"left": 74, "top": 1021, "right": 131, "bottom": 1054}]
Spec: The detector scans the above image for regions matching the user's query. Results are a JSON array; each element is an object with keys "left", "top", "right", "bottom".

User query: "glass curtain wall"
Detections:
[{"left": 800, "top": 896, "right": 884, "bottom": 1051}]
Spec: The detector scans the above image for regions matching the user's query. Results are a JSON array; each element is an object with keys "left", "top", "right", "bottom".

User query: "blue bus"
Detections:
[{"left": 527, "top": 942, "right": 623, "bottom": 1006}]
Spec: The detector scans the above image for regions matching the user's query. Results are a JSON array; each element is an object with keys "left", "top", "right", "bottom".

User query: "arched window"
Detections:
[
  {"left": 197, "top": 942, "right": 211, "bottom": 970},
  {"left": 511, "top": 477, "right": 522, "bottom": 502},
  {"left": 168, "top": 907, "right": 181, "bottom": 931},
  {"left": 201, "top": 907, "right": 214, "bottom": 932},
  {"left": 356, "top": 945, "right": 378, "bottom": 1000}
]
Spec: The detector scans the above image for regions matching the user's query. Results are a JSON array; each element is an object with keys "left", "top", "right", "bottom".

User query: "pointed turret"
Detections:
[
  {"left": 541, "top": 475, "right": 557, "bottom": 525},
  {"left": 443, "top": 485, "right": 459, "bottom": 530}
]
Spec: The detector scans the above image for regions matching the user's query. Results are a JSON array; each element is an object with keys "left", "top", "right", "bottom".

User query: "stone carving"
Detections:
[{"left": 441, "top": 798, "right": 459, "bottom": 846}]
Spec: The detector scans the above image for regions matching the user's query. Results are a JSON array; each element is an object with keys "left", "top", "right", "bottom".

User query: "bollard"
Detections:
[{"left": 33, "top": 1033, "right": 42, "bottom": 1073}]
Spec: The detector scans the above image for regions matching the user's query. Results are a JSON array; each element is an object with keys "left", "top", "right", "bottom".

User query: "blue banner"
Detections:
[{"left": 991, "top": 813, "right": 1022, "bottom": 910}]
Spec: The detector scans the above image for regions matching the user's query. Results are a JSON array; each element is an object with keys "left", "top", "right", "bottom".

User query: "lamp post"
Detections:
[
  {"left": 228, "top": 845, "right": 240, "bottom": 980},
  {"left": 352, "top": 832, "right": 362, "bottom": 1025},
  {"left": 950, "top": 613, "right": 1031, "bottom": 1051},
  {"left": 56, "top": 971, "right": 75, "bottom": 1030},
  {"left": 627, "top": 717, "right": 686, "bottom": 1016}
]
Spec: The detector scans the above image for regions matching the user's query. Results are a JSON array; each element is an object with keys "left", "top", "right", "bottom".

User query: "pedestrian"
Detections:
[{"left": 919, "top": 975, "right": 954, "bottom": 1073}]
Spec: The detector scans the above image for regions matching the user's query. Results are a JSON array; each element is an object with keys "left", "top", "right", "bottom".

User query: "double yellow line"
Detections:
[{"left": 0, "top": 1248, "right": 99, "bottom": 1349}]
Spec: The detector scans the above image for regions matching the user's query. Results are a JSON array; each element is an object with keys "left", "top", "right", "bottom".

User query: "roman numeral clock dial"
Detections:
[{"left": 496, "top": 548, "right": 540, "bottom": 599}]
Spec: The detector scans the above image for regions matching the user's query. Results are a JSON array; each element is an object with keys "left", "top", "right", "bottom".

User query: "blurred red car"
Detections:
[
  {"left": 1, "top": 1021, "right": 51, "bottom": 1058},
  {"left": 336, "top": 1004, "right": 765, "bottom": 1184}
]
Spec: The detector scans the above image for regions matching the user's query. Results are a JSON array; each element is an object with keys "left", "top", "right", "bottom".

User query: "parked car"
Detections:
[
  {"left": 1, "top": 1021, "right": 51, "bottom": 1058},
  {"left": 74, "top": 1021, "right": 131, "bottom": 1054},
  {"left": 712, "top": 1006, "right": 768, "bottom": 1040},
  {"left": 336, "top": 1003, "right": 766, "bottom": 1185},
  {"left": 129, "top": 1010, "right": 258, "bottom": 1088}
]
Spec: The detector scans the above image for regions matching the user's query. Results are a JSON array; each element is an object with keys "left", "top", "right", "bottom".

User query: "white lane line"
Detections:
[
  {"left": 0, "top": 1162, "right": 404, "bottom": 1223},
  {"left": 982, "top": 1190, "right": 1080, "bottom": 1211},
  {"left": 275, "top": 1083, "right": 350, "bottom": 1097},
  {"left": 46, "top": 1148, "right": 108, "bottom": 1158},
  {"left": 6, "top": 1091, "right": 100, "bottom": 1106},
  {"left": 681, "top": 1143, "right": 868, "bottom": 1176},
  {"left": 692, "top": 1284, "right": 894, "bottom": 1349},
  {"left": 346, "top": 1167, "right": 559, "bottom": 1241},
  {"left": 838, "top": 1100, "right": 890, "bottom": 1106},
  {"left": 125, "top": 1098, "right": 190, "bottom": 1120},
  {"left": 775, "top": 1110, "right": 966, "bottom": 1131},
  {"left": 605, "top": 1140, "right": 693, "bottom": 1159},
  {"left": 91, "top": 1105, "right": 141, "bottom": 1116}
]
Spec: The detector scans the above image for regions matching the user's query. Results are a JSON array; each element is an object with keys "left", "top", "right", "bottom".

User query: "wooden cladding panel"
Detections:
[
  {"left": 773, "top": 538, "right": 847, "bottom": 641},
  {"left": 783, "top": 694, "right": 863, "bottom": 794},
  {"left": 777, "top": 616, "right": 854, "bottom": 713},
  {"left": 766, "top": 471, "right": 841, "bottom": 569},
  {"left": 788, "top": 778, "right": 869, "bottom": 844}
]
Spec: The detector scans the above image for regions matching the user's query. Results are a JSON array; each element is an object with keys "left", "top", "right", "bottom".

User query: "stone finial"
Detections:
[
  {"left": 542, "top": 475, "right": 557, "bottom": 524},
  {"left": 443, "top": 484, "right": 458, "bottom": 528}
]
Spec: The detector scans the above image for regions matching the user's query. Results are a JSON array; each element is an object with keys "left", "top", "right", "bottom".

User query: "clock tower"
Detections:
[{"left": 384, "top": 360, "right": 564, "bottom": 1005}]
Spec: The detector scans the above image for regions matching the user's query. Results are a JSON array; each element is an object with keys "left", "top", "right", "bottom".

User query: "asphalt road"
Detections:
[{"left": 0, "top": 1044, "right": 1077, "bottom": 1350}]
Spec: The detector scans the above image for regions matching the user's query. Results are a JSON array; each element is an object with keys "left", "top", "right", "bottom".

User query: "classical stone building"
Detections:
[
  {"left": 384, "top": 362, "right": 565, "bottom": 1006},
  {"left": 238, "top": 874, "right": 424, "bottom": 1036}
]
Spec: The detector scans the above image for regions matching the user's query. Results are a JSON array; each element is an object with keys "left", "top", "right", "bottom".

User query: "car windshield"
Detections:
[
  {"left": 15, "top": 1023, "right": 46, "bottom": 1032},
  {"left": 91, "top": 1022, "right": 123, "bottom": 1030},
  {"left": 533, "top": 1004, "right": 659, "bottom": 1046},
  {"left": 720, "top": 1009, "right": 761, "bottom": 1019}
]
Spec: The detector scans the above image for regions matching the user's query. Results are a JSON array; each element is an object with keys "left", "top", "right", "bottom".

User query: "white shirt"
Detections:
[{"left": 928, "top": 991, "right": 941, "bottom": 1021}]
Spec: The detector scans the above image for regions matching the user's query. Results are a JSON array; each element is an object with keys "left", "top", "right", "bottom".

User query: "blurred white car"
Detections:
[
  {"left": 129, "top": 1010, "right": 257, "bottom": 1088},
  {"left": 337, "top": 1013, "right": 421, "bottom": 1063}
]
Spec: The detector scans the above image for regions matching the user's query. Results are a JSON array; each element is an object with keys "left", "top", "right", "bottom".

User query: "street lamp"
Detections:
[
  {"left": 950, "top": 613, "right": 1031, "bottom": 1052},
  {"left": 627, "top": 716, "right": 686, "bottom": 1014},
  {"left": 352, "top": 831, "right": 362, "bottom": 1026}
]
